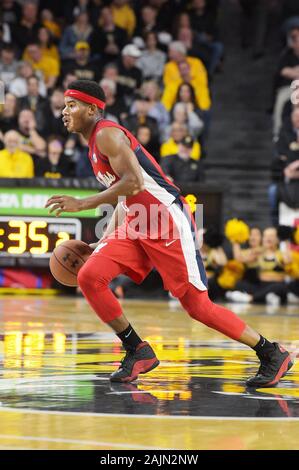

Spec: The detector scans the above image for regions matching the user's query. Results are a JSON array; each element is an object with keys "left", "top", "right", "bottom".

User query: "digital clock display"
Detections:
[{"left": 0, "top": 217, "right": 81, "bottom": 258}]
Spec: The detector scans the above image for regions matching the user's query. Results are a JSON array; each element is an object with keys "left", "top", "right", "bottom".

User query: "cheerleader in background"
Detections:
[{"left": 227, "top": 227, "right": 291, "bottom": 305}]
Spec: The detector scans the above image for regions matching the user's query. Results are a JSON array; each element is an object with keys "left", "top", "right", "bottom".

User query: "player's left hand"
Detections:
[{"left": 45, "top": 195, "right": 81, "bottom": 216}]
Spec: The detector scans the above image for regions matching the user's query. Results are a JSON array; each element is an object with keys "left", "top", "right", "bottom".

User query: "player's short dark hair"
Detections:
[{"left": 67, "top": 80, "right": 106, "bottom": 104}]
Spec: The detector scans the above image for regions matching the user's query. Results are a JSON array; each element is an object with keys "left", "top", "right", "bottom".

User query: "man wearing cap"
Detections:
[
  {"left": 161, "top": 135, "right": 204, "bottom": 183},
  {"left": 116, "top": 44, "right": 143, "bottom": 105},
  {"left": 61, "top": 41, "right": 100, "bottom": 83}
]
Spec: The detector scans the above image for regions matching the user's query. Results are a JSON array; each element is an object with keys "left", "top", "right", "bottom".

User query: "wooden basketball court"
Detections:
[{"left": 0, "top": 295, "right": 298, "bottom": 450}]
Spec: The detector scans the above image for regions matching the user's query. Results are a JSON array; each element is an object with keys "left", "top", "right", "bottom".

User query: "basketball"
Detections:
[{"left": 49, "top": 240, "right": 93, "bottom": 287}]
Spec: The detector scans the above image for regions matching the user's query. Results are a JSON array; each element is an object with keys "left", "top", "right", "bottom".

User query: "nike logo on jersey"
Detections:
[
  {"left": 94, "top": 242, "right": 108, "bottom": 253},
  {"left": 165, "top": 240, "right": 177, "bottom": 247}
]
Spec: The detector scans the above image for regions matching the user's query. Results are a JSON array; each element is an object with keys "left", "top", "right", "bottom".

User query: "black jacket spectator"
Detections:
[
  {"left": 12, "top": 2, "right": 42, "bottom": 54},
  {"left": 89, "top": 7, "right": 128, "bottom": 63},
  {"left": 35, "top": 137, "right": 72, "bottom": 178},
  {"left": 61, "top": 42, "right": 101, "bottom": 83},
  {"left": 117, "top": 45, "right": 143, "bottom": 105},
  {"left": 161, "top": 136, "right": 205, "bottom": 183}
]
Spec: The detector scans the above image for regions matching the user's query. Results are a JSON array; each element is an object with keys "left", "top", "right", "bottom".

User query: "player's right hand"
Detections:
[{"left": 45, "top": 195, "right": 82, "bottom": 216}]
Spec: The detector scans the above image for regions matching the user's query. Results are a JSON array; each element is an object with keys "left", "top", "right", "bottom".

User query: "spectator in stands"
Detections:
[
  {"left": 9, "top": 61, "right": 47, "bottom": 98},
  {"left": 273, "top": 25, "right": 299, "bottom": 137},
  {"left": 17, "top": 109, "right": 46, "bottom": 159},
  {"left": 18, "top": 75, "right": 47, "bottom": 115},
  {"left": 0, "top": 93, "right": 18, "bottom": 134},
  {"left": 40, "top": 9, "right": 61, "bottom": 40},
  {"left": 131, "top": 80, "right": 169, "bottom": 138},
  {"left": 117, "top": 44, "right": 143, "bottom": 105},
  {"left": 23, "top": 42, "right": 59, "bottom": 90},
  {"left": 71, "top": 0, "right": 93, "bottom": 21},
  {"left": 160, "top": 121, "right": 201, "bottom": 159},
  {"left": 59, "top": 12, "right": 93, "bottom": 60},
  {"left": 201, "top": 227, "right": 228, "bottom": 300},
  {"left": 187, "top": 0, "right": 223, "bottom": 74},
  {"left": 227, "top": 227, "right": 291, "bottom": 305},
  {"left": 176, "top": 25, "right": 211, "bottom": 73},
  {"left": 89, "top": 6, "right": 127, "bottom": 63},
  {"left": 122, "top": 99, "right": 160, "bottom": 154},
  {"left": 174, "top": 82, "right": 202, "bottom": 118},
  {"left": 134, "top": 4, "right": 160, "bottom": 38},
  {"left": 37, "top": 26, "right": 60, "bottom": 63},
  {"left": 162, "top": 44, "right": 211, "bottom": 112},
  {"left": 35, "top": 137, "right": 72, "bottom": 178},
  {"left": 0, "top": 44, "right": 18, "bottom": 89},
  {"left": 61, "top": 42, "right": 100, "bottom": 83},
  {"left": 161, "top": 135, "right": 204, "bottom": 183},
  {"left": 232, "top": 227, "right": 263, "bottom": 286},
  {"left": 65, "top": 134, "right": 94, "bottom": 178},
  {"left": 0, "top": 21, "right": 12, "bottom": 47},
  {"left": 37, "top": 88, "right": 68, "bottom": 139},
  {"left": 99, "top": 78, "right": 128, "bottom": 123},
  {"left": 137, "top": 31, "right": 166, "bottom": 81},
  {"left": 166, "top": 102, "right": 204, "bottom": 141},
  {"left": 136, "top": 125, "right": 159, "bottom": 160},
  {"left": 2, "top": 0, "right": 22, "bottom": 26},
  {"left": 111, "top": 0, "right": 136, "bottom": 37},
  {"left": 270, "top": 107, "right": 299, "bottom": 224},
  {"left": 61, "top": 72, "right": 78, "bottom": 92},
  {"left": 0, "top": 130, "right": 34, "bottom": 178},
  {"left": 148, "top": 0, "right": 178, "bottom": 32},
  {"left": 12, "top": 1, "right": 42, "bottom": 54}
]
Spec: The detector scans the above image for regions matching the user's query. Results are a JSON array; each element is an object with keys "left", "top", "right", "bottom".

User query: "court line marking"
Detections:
[
  {"left": 1, "top": 406, "right": 299, "bottom": 421},
  {"left": 0, "top": 434, "right": 165, "bottom": 450}
]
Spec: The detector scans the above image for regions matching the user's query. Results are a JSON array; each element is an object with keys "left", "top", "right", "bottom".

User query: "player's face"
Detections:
[{"left": 62, "top": 97, "right": 87, "bottom": 133}]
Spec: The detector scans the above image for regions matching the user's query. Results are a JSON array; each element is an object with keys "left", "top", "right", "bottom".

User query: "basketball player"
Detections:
[{"left": 46, "top": 80, "right": 293, "bottom": 387}]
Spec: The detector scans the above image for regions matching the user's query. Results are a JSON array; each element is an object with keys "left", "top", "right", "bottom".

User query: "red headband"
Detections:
[{"left": 64, "top": 89, "right": 106, "bottom": 110}]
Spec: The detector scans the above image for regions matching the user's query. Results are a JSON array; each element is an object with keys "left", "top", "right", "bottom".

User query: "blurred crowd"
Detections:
[
  {"left": 0, "top": 0, "right": 225, "bottom": 183},
  {"left": 268, "top": 0, "right": 299, "bottom": 225}
]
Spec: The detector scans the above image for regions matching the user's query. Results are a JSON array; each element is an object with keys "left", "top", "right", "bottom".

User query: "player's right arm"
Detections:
[{"left": 45, "top": 127, "right": 144, "bottom": 216}]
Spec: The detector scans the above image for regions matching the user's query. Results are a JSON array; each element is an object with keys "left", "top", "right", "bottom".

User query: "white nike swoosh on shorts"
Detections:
[{"left": 165, "top": 240, "right": 177, "bottom": 247}]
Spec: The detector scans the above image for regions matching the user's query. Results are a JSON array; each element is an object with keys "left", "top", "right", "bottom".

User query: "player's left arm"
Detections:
[{"left": 45, "top": 127, "right": 144, "bottom": 216}]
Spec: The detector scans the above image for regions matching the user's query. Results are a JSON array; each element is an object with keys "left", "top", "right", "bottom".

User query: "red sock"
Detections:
[{"left": 179, "top": 285, "right": 246, "bottom": 340}]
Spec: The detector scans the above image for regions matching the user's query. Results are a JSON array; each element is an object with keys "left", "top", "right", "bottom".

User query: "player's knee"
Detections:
[
  {"left": 77, "top": 263, "right": 93, "bottom": 292},
  {"left": 183, "top": 289, "right": 215, "bottom": 322},
  {"left": 78, "top": 263, "right": 111, "bottom": 293}
]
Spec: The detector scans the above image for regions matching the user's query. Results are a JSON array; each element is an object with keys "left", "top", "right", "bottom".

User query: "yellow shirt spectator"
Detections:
[
  {"left": 23, "top": 44, "right": 60, "bottom": 88},
  {"left": 160, "top": 138, "right": 201, "bottom": 160},
  {"left": 0, "top": 130, "right": 34, "bottom": 178},
  {"left": 111, "top": 2, "right": 136, "bottom": 37},
  {"left": 0, "top": 149, "right": 34, "bottom": 178},
  {"left": 23, "top": 45, "right": 60, "bottom": 68},
  {"left": 162, "top": 57, "right": 211, "bottom": 111}
]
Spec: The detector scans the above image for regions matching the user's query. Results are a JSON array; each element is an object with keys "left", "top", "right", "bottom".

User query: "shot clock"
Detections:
[{"left": 0, "top": 217, "right": 81, "bottom": 258}]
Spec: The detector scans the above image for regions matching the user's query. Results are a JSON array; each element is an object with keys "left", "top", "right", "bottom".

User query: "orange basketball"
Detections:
[{"left": 50, "top": 240, "right": 93, "bottom": 287}]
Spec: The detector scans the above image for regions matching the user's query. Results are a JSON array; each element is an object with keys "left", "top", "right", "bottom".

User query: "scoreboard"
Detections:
[
  {"left": 0, "top": 216, "right": 81, "bottom": 257},
  {"left": 0, "top": 182, "right": 224, "bottom": 266}
]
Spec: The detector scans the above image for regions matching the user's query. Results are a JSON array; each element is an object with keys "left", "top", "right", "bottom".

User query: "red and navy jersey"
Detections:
[{"left": 88, "top": 119, "right": 180, "bottom": 208}]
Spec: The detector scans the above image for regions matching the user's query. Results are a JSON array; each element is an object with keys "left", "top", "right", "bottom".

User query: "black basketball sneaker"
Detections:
[
  {"left": 246, "top": 343, "right": 293, "bottom": 388},
  {"left": 110, "top": 341, "right": 160, "bottom": 382}
]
